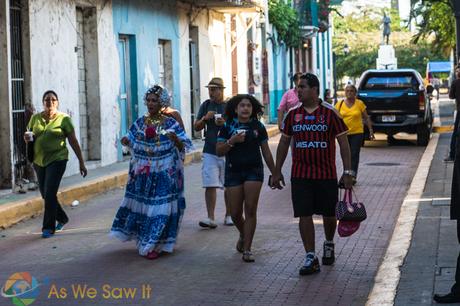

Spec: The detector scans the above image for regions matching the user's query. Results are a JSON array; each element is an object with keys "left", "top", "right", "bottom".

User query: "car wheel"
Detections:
[{"left": 416, "top": 123, "right": 430, "bottom": 146}]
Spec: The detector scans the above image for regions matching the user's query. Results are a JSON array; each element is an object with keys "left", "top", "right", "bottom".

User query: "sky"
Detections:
[{"left": 339, "top": 0, "right": 411, "bottom": 23}]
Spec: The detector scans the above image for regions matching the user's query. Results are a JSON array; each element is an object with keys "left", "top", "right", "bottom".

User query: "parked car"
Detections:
[{"left": 356, "top": 69, "right": 433, "bottom": 146}]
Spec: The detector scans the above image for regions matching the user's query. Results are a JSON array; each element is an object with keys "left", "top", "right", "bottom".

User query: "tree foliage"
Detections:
[
  {"left": 268, "top": 0, "right": 302, "bottom": 48},
  {"left": 332, "top": 7, "right": 448, "bottom": 81},
  {"left": 410, "top": 0, "right": 455, "bottom": 56}
]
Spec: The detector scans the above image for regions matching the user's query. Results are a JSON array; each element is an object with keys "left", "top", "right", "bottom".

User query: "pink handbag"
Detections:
[{"left": 337, "top": 220, "right": 360, "bottom": 237}]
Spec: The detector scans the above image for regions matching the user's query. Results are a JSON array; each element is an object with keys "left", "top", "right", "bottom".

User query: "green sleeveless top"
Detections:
[{"left": 27, "top": 112, "right": 75, "bottom": 167}]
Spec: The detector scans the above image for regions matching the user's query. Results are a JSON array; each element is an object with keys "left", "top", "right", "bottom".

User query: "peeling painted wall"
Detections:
[
  {"left": 112, "top": 0, "right": 182, "bottom": 121},
  {"left": 27, "top": 0, "right": 119, "bottom": 175}
]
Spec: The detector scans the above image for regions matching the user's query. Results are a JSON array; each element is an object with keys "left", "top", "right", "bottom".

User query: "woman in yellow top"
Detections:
[
  {"left": 335, "top": 84, "right": 374, "bottom": 184},
  {"left": 25, "top": 90, "right": 87, "bottom": 238}
]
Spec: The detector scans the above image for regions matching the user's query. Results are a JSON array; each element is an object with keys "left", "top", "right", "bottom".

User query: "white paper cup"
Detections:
[
  {"left": 25, "top": 131, "right": 34, "bottom": 141},
  {"left": 214, "top": 114, "right": 222, "bottom": 119}
]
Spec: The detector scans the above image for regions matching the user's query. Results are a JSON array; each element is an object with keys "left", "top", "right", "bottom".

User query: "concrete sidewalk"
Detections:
[
  {"left": 371, "top": 96, "right": 460, "bottom": 305},
  {"left": 0, "top": 125, "right": 279, "bottom": 229},
  {"left": 394, "top": 133, "right": 459, "bottom": 306}
]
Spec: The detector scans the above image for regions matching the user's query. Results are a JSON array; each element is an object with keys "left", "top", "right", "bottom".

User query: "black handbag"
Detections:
[
  {"left": 335, "top": 189, "right": 367, "bottom": 222},
  {"left": 27, "top": 141, "right": 34, "bottom": 163}
]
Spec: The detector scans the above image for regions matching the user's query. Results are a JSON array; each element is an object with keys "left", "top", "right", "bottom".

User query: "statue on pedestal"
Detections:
[{"left": 382, "top": 12, "right": 391, "bottom": 45}]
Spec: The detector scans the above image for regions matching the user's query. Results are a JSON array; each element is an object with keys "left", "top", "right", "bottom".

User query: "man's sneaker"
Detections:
[
  {"left": 322, "top": 241, "right": 335, "bottom": 265},
  {"left": 299, "top": 253, "right": 320, "bottom": 275},
  {"left": 199, "top": 218, "right": 217, "bottom": 229},
  {"left": 224, "top": 215, "right": 234, "bottom": 226}
]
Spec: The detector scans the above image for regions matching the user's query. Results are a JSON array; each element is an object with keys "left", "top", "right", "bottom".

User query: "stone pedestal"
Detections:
[{"left": 376, "top": 44, "right": 398, "bottom": 70}]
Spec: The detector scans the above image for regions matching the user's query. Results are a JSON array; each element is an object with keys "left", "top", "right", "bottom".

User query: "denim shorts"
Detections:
[{"left": 224, "top": 166, "right": 264, "bottom": 187}]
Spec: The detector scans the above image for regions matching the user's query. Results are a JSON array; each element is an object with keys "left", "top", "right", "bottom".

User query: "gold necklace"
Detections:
[{"left": 144, "top": 113, "right": 164, "bottom": 126}]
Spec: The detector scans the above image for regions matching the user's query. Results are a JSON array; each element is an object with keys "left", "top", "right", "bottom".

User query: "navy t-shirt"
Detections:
[
  {"left": 196, "top": 99, "right": 226, "bottom": 155},
  {"left": 217, "top": 118, "right": 268, "bottom": 170}
]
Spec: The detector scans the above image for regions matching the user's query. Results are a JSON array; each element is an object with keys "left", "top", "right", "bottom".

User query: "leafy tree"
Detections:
[
  {"left": 410, "top": 0, "right": 455, "bottom": 56},
  {"left": 268, "top": 0, "right": 302, "bottom": 48},
  {"left": 332, "top": 6, "right": 448, "bottom": 81}
]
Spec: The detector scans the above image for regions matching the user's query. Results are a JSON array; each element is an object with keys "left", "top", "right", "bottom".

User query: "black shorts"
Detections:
[
  {"left": 224, "top": 166, "right": 264, "bottom": 187},
  {"left": 291, "top": 178, "right": 338, "bottom": 217}
]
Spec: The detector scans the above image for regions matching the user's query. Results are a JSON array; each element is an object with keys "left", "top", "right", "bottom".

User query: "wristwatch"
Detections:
[{"left": 343, "top": 170, "right": 356, "bottom": 176}]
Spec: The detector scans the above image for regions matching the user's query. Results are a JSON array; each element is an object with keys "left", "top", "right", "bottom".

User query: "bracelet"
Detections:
[
  {"left": 343, "top": 170, "right": 356, "bottom": 176},
  {"left": 226, "top": 140, "right": 234, "bottom": 147}
]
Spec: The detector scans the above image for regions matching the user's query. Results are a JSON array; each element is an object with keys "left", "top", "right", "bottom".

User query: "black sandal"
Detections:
[{"left": 242, "top": 251, "right": 255, "bottom": 262}]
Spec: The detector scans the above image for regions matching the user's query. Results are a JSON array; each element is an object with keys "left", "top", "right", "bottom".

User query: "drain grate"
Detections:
[
  {"left": 437, "top": 267, "right": 456, "bottom": 276},
  {"left": 432, "top": 198, "right": 451, "bottom": 206},
  {"left": 365, "top": 162, "right": 401, "bottom": 166}
]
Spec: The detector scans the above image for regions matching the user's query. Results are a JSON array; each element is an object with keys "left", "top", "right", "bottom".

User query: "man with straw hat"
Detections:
[{"left": 194, "top": 78, "right": 232, "bottom": 228}]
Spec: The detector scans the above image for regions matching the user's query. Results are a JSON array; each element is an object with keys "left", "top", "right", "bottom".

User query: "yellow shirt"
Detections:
[{"left": 335, "top": 99, "right": 366, "bottom": 135}]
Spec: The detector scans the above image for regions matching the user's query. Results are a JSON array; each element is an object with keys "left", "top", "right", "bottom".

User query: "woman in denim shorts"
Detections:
[{"left": 216, "top": 94, "right": 276, "bottom": 262}]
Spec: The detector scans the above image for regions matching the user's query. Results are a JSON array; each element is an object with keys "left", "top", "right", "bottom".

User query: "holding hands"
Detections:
[{"left": 269, "top": 171, "right": 285, "bottom": 190}]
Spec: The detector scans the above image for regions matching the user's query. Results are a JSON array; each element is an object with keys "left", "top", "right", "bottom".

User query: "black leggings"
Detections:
[
  {"left": 34, "top": 160, "right": 68, "bottom": 232},
  {"left": 347, "top": 133, "right": 364, "bottom": 177}
]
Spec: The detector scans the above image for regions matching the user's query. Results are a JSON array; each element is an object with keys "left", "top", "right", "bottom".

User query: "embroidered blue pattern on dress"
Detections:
[{"left": 110, "top": 116, "right": 193, "bottom": 255}]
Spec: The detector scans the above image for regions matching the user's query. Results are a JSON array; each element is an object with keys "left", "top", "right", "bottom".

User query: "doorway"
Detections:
[
  {"left": 117, "top": 35, "right": 137, "bottom": 159},
  {"left": 189, "top": 26, "right": 201, "bottom": 139}
]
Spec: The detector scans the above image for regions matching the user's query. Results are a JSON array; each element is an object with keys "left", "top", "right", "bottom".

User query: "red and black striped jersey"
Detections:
[{"left": 282, "top": 102, "right": 348, "bottom": 180}]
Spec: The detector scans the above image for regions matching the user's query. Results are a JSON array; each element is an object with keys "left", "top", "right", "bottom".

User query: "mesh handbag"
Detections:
[{"left": 335, "top": 189, "right": 367, "bottom": 222}]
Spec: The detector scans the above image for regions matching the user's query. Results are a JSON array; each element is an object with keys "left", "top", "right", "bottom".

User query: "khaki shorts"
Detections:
[{"left": 202, "top": 153, "right": 225, "bottom": 188}]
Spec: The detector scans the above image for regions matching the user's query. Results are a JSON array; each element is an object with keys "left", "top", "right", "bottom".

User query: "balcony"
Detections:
[
  {"left": 294, "top": 0, "right": 342, "bottom": 35},
  {"left": 179, "top": 0, "right": 265, "bottom": 12}
]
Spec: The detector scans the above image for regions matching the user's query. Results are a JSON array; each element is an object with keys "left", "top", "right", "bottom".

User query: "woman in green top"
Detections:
[{"left": 25, "top": 90, "right": 87, "bottom": 238}]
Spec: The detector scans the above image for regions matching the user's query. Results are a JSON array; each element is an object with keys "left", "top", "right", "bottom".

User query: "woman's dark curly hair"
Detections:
[{"left": 224, "top": 94, "right": 264, "bottom": 121}]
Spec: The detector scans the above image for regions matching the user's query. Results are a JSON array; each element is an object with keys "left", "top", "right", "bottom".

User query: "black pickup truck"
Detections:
[{"left": 356, "top": 69, "right": 433, "bottom": 146}]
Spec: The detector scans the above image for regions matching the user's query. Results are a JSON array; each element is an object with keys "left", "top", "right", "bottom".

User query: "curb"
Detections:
[
  {"left": 366, "top": 133, "right": 440, "bottom": 305},
  {"left": 0, "top": 127, "right": 279, "bottom": 229},
  {"left": 433, "top": 125, "right": 453, "bottom": 133}
]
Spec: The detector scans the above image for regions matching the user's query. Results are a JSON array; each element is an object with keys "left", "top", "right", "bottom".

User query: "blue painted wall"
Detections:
[
  {"left": 112, "top": 0, "right": 182, "bottom": 115},
  {"left": 268, "top": 39, "right": 290, "bottom": 123}
]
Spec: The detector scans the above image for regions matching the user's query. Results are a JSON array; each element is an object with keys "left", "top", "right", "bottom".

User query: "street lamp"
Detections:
[{"left": 452, "top": 0, "right": 460, "bottom": 64}]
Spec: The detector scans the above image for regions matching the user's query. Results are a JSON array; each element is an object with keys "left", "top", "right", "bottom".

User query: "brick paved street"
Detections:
[{"left": 0, "top": 135, "right": 424, "bottom": 305}]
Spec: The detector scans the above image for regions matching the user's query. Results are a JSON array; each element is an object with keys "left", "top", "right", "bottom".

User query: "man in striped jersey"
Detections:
[{"left": 271, "top": 73, "right": 353, "bottom": 275}]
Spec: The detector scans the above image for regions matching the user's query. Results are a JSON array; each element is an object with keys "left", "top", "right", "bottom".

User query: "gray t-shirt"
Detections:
[{"left": 196, "top": 99, "right": 226, "bottom": 155}]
